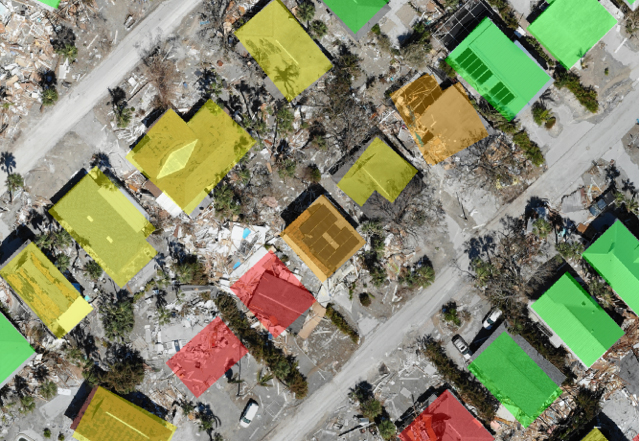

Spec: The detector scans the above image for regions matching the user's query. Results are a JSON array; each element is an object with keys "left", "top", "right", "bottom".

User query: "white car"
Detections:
[
  {"left": 482, "top": 309, "right": 503, "bottom": 329},
  {"left": 240, "top": 400, "right": 259, "bottom": 428},
  {"left": 452, "top": 335, "right": 472, "bottom": 360}
]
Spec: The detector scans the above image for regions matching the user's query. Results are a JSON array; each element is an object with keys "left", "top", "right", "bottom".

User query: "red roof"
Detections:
[
  {"left": 399, "top": 390, "right": 494, "bottom": 441},
  {"left": 231, "top": 251, "right": 316, "bottom": 337},
  {"left": 166, "top": 318, "right": 247, "bottom": 398}
]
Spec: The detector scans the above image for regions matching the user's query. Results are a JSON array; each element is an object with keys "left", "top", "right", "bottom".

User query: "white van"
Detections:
[{"left": 240, "top": 400, "right": 259, "bottom": 428}]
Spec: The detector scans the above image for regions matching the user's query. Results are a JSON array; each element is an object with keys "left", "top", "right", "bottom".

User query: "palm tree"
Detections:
[
  {"left": 532, "top": 218, "right": 553, "bottom": 239},
  {"left": 296, "top": 1, "right": 315, "bottom": 23},
  {"left": 42, "top": 88, "right": 59, "bottom": 106},
  {"left": 256, "top": 369, "right": 274, "bottom": 387},
  {"left": 309, "top": 20, "right": 328, "bottom": 38},
  {"left": 34, "top": 233, "right": 54, "bottom": 250},
  {"left": 178, "top": 399, "right": 195, "bottom": 417},
  {"left": 84, "top": 260, "right": 103, "bottom": 281},
  {"left": 55, "top": 254, "right": 71, "bottom": 272},
  {"left": 6, "top": 172, "right": 24, "bottom": 202}
]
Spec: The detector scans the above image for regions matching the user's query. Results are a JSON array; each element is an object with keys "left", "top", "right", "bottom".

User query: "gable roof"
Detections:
[
  {"left": 0, "top": 242, "right": 93, "bottom": 338},
  {"left": 399, "top": 390, "right": 494, "bottom": 441},
  {"left": 281, "top": 195, "right": 365, "bottom": 282},
  {"left": 337, "top": 137, "right": 417, "bottom": 206},
  {"left": 583, "top": 220, "right": 639, "bottom": 315},
  {"left": 235, "top": 0, "right": 333, "bottom": 101},
  {"left": 72, "top": 387, "right": 176, "bottom": 441},
  {"left": 49, "top": 167, "right": 157, "bottom": 287},
  {"left": 469, "top": 331, "right": 562, "bottom": 427},
  {"left": 0, "top": 313, "right": 35, "bottom": 388},
  {"left": 528, "top": 0, "right": 617, "bottom": 68},
  {"left": 446, "top": 18, "right": 551, "bottom": 121},
  {"left": 531, "top": 272, "right": 623, "bottom": 367},
  {"left": 128, "top": 101, "right": 255, "bottom": 215}
]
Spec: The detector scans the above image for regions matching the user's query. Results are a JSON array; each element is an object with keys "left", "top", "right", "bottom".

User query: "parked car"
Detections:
[
  {"left": 482, "top": 308, "right": 503, "bottom": 329},
  {"left": 239, "top": 399, "right": 259, "bottom": 428},
  {"left": 452, "top": 335, "right": 472, "bottom": 360}
]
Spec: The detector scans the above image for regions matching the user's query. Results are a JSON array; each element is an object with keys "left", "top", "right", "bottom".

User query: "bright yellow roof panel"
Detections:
[
  {"left": 338, "top": 137, "right": 417, "bottom": 206},
  {"left": 0, "top": 243, "right": 92, "bottom": 338},
  {"left": 281, "top": 195, "right": 365, "bottom": 282},
  {"left": 49, "top": 167, "right": 157, "bottom": 288},
  {"left": 73, "top": 387, "right": 176, "bottom": 441},
  {"left": 581, "top": 428, "right": 608, "bottom": 441},
  {"left": 127, "top": 100, "right": 255, "bottom": 214},
  {"left": 392, "top": 75, "right": 488, "bottom": 164},
  {"left": 235, "top": 0, "right": 333, "bottom": 101}
]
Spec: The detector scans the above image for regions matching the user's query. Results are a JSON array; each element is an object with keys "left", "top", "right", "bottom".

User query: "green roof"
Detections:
[
  {"left": 446, "top": 18, "right": 551, "bottom": 121},
  {"left": 321, "top": 0, "right": 389, "bottom": 35},
  {"left": 583, "top": 220, "right": 639, "bottom": 315},
  {"left": 0, "top": 313, "right": 35, "bottom": 387},
  {"left": 531, "top": 273, "right": 623, "bottom": 367},
  {"left": 469, "top": 332, "right": 562, "bottom": 427},
  {"left": 528, "top": 0, "right": 616, "bottom": 69},
  {"left": 36, "top": 0, "right": 60, "bottom": 8}
]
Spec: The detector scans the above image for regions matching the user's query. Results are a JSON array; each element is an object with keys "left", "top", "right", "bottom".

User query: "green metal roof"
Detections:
[
  {"left": 531, "top": 273, "right": 623, "bottom": 367},
  {"left": 469, "top": 332, "right": 562, "bottom": 427},
  {"left": 0, "top": 313, "right": 35, "bottom": 387},
  {"left": 528, "top": 0, "right": 617, "bottom": 69},
  {"left": 583, "top": 220, "right": 639, "bottom": 315},
  {"left": 446, "top": 18, "right": 551, "bottom": 121}
]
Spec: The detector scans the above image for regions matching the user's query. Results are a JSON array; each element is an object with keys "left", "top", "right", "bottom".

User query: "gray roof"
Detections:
[
  {"left": 471, "top": 323, "right": 566, "bottom": 387},
  {"left": 617, "top": 351, "right": 639, "bottom": 396}
]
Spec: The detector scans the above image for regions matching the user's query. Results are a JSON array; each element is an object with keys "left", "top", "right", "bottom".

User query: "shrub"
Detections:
[
  {"left": 304, "top": 165, "right": 321, "bottom": 183},
  {"left": 58, "top": 435, "right": 65, "bottom": 441},
  {"left": 361, "top": 398, "right": 382, "bottom": 419},
  {"left": 442, "top": 301, "right": 461, "bottom": 326},
  {"left": 370, "top": 24, "right": 381, "bottom": 35},
  {"left": 439, "top": 59, "right": 457, "bottom": 79},
  {"left": 512, "top": 131, "right": 545, "bottom": 166},
  {"left": 278, "top": 159, "right": 297, "bottom": 179},
  {"left": 359, "top": 292, "right": 372, "bottom": 307},
  {"left": 524, "top": 37, "right": 554, "bottom": 67},
  {"left": 326, "top": 304, "right": 359, "bottom": 343},
  {"left": 554, "top": 70, "right": 598, "bottom": 113},
  {"left": 44, "top": 429, "right": 52, "bottom": 439}
]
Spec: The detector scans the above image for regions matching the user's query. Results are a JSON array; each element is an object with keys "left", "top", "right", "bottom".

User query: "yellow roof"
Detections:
[
  {"left": 49, "top": 167, "right": 157, "bottom": 288},
  {"left": 127, "top": 100, "right": 255, "bottom": 215},
  {"left": 337, "top": 137, "right": 417, "bottom": 206},
  {"left": 581, "top": 428, "right": 608, "bottom": 441},
  {"left": 0, "top": 243, "right": 92, "bottom": 338},
  {"left": 391, "top": 75, "right": 488, "bottom": 164},
  {"left": 281, "top": 195, "right": 365, "bottom": 281},
  {"left": 235, "top": 0, "right": 333, "bottom": 101},
  {"left": 73, "top": 387, "right": 176, "bottom": 441}
]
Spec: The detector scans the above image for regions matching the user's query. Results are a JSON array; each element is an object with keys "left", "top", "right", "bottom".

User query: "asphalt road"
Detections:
[
  {"left": 263, "top": 86, "right": 640, "bottom": 441},
  {"left": 3, "top": 0, "right": 203, "bottom": 193}
]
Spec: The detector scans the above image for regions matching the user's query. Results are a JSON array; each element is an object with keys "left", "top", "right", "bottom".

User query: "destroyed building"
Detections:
[{"left": 391, "top": 74, "right": 489, "bottom": 165}]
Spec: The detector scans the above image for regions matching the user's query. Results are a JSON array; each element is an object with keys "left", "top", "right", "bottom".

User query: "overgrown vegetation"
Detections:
[
  {"left": 326, "top": 303, "right": 359, "bottom": 343},
  {"left": 215, "top": 294, "right": 308, "bottom": 398},
  {"left": 422, "top": 337, "right": 498, "bottom": 422},
  {"left": 213, "top": 184, "right": 241, "bottom": 219},
  {"left": 485, "top": 0, "right": 518, "bottom": 29},
  {"left": 83, "top": 345, "right": 146, "bottom": 395},
  {"left": 554, "top": 69, "right": 598, "bottom": 113},
  {"left": 524, "top": 36, "right": 555, "bottom": 67}
]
